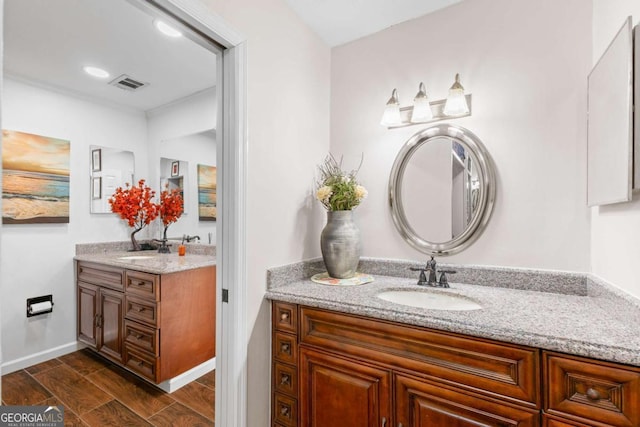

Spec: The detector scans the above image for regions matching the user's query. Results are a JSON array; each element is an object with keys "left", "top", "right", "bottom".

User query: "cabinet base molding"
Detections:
[{"left": 155, "top": 357, "right": 215, "bottom": 393}]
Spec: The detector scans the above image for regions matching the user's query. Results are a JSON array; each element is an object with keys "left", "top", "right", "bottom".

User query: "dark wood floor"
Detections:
[{"left": 1, "top": 348, "right": 214, "bottom": 426}]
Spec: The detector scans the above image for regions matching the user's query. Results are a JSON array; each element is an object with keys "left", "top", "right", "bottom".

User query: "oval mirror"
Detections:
[{"left": 389, "top": 124, "right": 496, "bottom": 255}]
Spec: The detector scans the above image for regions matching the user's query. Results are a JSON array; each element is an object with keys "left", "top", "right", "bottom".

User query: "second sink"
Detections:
[
  {"left": 117, "top": 255, "right": 155, "bottom": 260},
  {"left": 377, "top": 290, "right": 482, "bottom": 311}
]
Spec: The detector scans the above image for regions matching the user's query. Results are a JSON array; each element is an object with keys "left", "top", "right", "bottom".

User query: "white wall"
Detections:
[
  {"left": 201, "top": 0, "right": 331, "bottom": 424},
  {"left": 147, "top": 88, "right": 217, "bottom": 243},
  {"left": 331, "top": 0, "right": 592, "bottom": 272},
  {"left": 1, "top": 78, "right": 148, "bottom": 366},
  {"left": 591, "top": 1, "right": 640, "bottom": 299}
]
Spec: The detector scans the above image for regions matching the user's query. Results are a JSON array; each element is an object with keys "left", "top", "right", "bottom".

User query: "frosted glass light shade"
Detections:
[
  {"left": 380, "top": 89, "right": 402, "bottom": 126},
  {"left": 443, "top": 74, "right": 470, "bottom": 116},
  {"left": 410, "top": 82, "right": 433, "bottom": 123}
]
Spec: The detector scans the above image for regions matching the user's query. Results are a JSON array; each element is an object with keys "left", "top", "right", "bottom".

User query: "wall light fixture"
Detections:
[
  {"left": 380, "top": 89, "right": 401, "bottom": 127},
  {"left": 381, "top": 74, "right": 472, "bottom": 129}
]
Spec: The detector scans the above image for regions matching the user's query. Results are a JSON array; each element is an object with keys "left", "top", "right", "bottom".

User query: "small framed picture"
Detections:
[
  {"left": 92, "top": 149, "right": 102, "bottom": 172},
  {"left": 92, "top": 177, "right": 102, "bottom": 199},
  {"left": 171, "top": 161, "right": 179, "bottom": 177}
]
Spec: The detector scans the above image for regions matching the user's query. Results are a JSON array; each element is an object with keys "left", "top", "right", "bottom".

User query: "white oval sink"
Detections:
[
  {"left": 377, "top": 290, "right": 482, "bottom": 311},
  {"left": 117, "top": 255, "right": 155, "bottom": 260}
]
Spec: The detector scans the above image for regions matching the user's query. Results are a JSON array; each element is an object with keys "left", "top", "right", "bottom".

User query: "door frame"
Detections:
[
  {"left": 146, "top": 2, "right": 249, "bottom": 426},
  {"left": 0, "top": 2, "right": 248, "bottom": 423}
]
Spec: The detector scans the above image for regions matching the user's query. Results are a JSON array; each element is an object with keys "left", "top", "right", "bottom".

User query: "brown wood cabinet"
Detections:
[
  {"left": 544, "top": 351, "right": 640, "bottom": 427},
  {"left": 395, "top": 374, "right": 538, "bottom": 427},
  {"left": 271, "top": 302, "right": 640, "bottom": 427},
  {"left": 300, "top": 347, "right": 391, "bottom": 427},
  {"left": 78, "top": 262, "right": 125, "bottom": 363},
  {"left": 77, "top": 261, "right": 216, "bottom": 384}
]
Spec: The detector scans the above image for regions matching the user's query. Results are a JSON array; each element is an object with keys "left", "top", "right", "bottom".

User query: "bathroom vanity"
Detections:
[
  {"left": 74, "top": 246, "right": 216, "bottom": 385},
  {"left": 267, "top": 261, "right": 640, "bottom": 427},
  {"left": 267, "top": 124, "right": 640, "bottom": 426}
]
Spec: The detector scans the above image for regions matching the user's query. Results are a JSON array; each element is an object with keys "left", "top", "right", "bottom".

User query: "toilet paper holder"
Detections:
[{"left": 27, "top": 295, "right": 54, "bottom": 317}]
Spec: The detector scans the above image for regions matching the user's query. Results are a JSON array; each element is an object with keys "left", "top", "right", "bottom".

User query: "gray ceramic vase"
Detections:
[{"left": 320, "top": 210, "right": 361, "bottom": 279}]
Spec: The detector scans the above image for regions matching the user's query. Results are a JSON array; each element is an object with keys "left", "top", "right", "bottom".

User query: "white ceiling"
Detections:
[
  {"left": 4, "top": 0, "right": 217, "bottom": 112},
  {"left": 3, "top": 0, "right": 461, "bottom": 110},
  {"left": 284, "top": 0, "right": 464, "bottom": 47}
]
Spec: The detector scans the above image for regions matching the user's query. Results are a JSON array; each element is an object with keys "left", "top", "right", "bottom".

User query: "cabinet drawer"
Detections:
[
  {"left": 124, "top": 320, "right": 158, "bottom": 356},
  {"left": 273, "top": 362, "right": 297, "bottom": 398},
  {"left": 124, "top": 344, "right": 158, "bottom": 383},
  {"left": 273, "top": 331, "right": 297, "bottom": 365},
  {"left": 125, "top": 296, "right": 159, "bottom": 327},
  {"left": 273, "top": 392, "right": 297, "bottom": 427},
  {"left": 545, "top": 352, "right": 640, "bottom": 427},
  {"left": 543, "top": 414, "right": 593, "bottom": 427},
  {"left": 125, "top": 270, "right": 159, "bottom": 301},
  {"left": 78, "top": 262, "right": 124, "bottom": 291},
  {"left": 300, "top": 306, "right": 540, "bottom": 407},
  {"left": 273, "top": 302, "right": 297, "bottom": 334}
]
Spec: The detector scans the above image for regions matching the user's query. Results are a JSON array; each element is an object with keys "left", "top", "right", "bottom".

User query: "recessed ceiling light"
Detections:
[
  {"left": 154, "top": 20, "right": 182, "bottom": 38},
  {"left": 83, "top": 66, "right": 110, "bottom": 79}
]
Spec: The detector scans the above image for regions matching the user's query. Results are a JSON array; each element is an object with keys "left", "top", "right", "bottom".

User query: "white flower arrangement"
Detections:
[{"left": 316, "top": 154, "right": 367, "bottom": 211}]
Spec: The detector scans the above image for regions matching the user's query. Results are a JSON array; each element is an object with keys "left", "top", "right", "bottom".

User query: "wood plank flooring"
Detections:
[{"left": 1, "top": 349, "right": 215, "bottom": 426}]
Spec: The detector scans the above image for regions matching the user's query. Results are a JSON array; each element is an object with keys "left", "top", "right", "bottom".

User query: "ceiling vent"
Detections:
[{"left": 108, "top": 74, "right": 149, "bottom": 91}]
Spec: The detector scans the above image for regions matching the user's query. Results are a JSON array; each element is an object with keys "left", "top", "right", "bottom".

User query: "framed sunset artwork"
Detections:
[
  {"left": 2, "top": 129, "right": 70, "bottom": 224},
  {"left": 197, "top": 164, "right": 217, "bottom": 221}
]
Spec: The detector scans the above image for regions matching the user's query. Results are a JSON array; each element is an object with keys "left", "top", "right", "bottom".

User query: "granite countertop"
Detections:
[
  {"left": 265, "top": 258, "right": 640, "bottom": 367},
  {"left": 75, "top": 241, "right": 216, "bottom": 274}
]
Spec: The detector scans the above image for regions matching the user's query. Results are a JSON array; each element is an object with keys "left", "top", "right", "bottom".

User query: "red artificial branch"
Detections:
[
  {"left": 159, "top": 188, "right": 184, "bottom": 226},
  {"left": 109, "top": 179, "right": 159, "bottom": 232}
]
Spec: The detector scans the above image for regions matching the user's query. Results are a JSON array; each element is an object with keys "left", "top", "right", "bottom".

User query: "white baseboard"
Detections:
[
  {"left": 156, "top": 357, "right": 216, "bottom": 393},
  {"left": 1, "top": 341, "right": 85, "bottom": 374}
]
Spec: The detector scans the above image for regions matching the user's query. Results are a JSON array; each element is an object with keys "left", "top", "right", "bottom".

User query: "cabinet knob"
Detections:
[
  {"left": 280, "top": 342, "right": 290, "bottom": 354},
  {"left": 279, "top": 404, "right": 290, "bottom": 418},
  {"left": 136, "top": 334, "right": 144, "bottom": 340},
  {"left": 280, "top": 311, "right": 290, "bottom": 322},
  {"left": 137, "top": 361, "right": 144, "bottom": 367},
  {"left": 280, "top": 373, "right": 291, "bottom": 386},
  {"left": 586, "top": 387, "right": 602, "bottom": 401},
  {"left": 136, "top": 307, "right": 145, "bottom": 312},
  {"left": 381, "top": 417, "right": 386, "bottom": 427}
]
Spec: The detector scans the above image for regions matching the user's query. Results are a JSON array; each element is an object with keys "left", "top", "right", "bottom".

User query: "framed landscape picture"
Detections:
[
  {"left": 2, "top": 129, "right": 70, "bottom": 224},
  {"left": 92, "top": 177, "right": 102, "bottom": 199},
  {"left": 197, "top": 164, "right": 216, "bottom": 221},
  {"left": 92, "top": 148, "right": 101, "bottom": 172}
]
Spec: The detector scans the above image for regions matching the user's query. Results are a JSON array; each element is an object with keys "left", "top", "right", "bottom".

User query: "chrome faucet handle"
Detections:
[
  {"left": 438, "top": 270, "right": 457, "bottom": 288},
  {"left": 409, "top": 267, "right": 429, "bottom": 286}
]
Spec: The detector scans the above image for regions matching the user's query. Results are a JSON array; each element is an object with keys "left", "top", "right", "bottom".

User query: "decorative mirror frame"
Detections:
[{"left": 389, "top": 124, "right": 496, "bottom": 255}]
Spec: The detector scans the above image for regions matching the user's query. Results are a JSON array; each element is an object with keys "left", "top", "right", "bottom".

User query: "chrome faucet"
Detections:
[
  {"left": 410, "top": 256, "right": 456, "bottom": 288},
  {"left": 183, "top": 235, "right": 200, "bottom": 243}
]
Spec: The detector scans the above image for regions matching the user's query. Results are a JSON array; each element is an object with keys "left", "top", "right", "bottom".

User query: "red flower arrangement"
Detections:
[
  {"left": 109, "top": 179, "right": 159, "bottom": 251},
  {"left": 155, "top": 187, "right": 184, "bottom": 253},
  {"left": 109, "top": 180, "right": 185, "bottom": 252},
  {"left": 159, "top": 188, "right": 184, "bottom": 227}
]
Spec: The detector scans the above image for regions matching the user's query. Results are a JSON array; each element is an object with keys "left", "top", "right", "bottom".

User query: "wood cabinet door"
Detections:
[
  {"left": 78, "top": 282, "right": 98, "bottom": 348},
  {"left": 300, "top": 347, "right": 392, "bottom": 427},
  {"left": 395, "top": 374, "right": 539, "bottom": 427},
  {"left": 98, "top": 288, "right": 124, "bottom": 363}
]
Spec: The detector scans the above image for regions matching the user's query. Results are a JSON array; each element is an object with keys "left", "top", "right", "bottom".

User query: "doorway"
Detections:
[{"left": 0, "top": 0, "right": 247, "bottom": 425}]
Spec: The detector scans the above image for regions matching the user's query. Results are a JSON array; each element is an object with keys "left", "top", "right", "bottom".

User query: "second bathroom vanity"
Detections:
[{"left": 75, "top": 242, "right": 216, "bottom": 386}]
